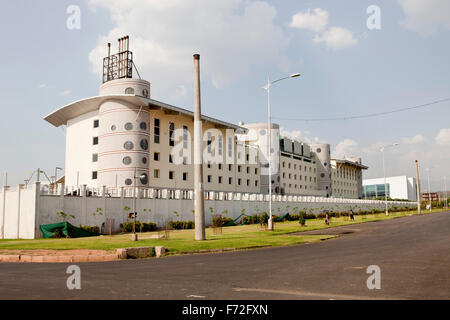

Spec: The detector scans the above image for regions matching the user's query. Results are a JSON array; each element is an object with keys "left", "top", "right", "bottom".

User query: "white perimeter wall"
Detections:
[{"left": 1, "top": 183, "right": 416, "bottom": 239}]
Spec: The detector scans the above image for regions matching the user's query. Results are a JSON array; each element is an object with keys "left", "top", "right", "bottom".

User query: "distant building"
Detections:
[
  {"left": 421, "top": 192, "right": 439, "bottom": 202},
  {"left": 362, "top": 176, "right": 417, "bottom": 201}
]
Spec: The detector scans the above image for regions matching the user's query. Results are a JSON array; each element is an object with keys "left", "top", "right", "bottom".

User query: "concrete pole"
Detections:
[
  {"left": 193, "top": 54, "right": 205, "bottom": 240},
  {"left": 445, "top": 176, "right": 448, "bottom": 209},
  {"left": 415, "top": 160, "right": 421, "bottom": 215}
]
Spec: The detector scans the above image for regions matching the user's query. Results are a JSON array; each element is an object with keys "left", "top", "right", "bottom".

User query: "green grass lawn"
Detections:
[{"left": 0, "top": 208, "right": 446, "bottom": 254}]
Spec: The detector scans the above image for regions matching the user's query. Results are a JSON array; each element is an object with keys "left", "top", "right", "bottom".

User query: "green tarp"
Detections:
[
  {"left": 274, "top": 213, "right": 290, "bottom": 222},
  {"left": 39, "top": 222, "right": 99, "bottom": 239}
]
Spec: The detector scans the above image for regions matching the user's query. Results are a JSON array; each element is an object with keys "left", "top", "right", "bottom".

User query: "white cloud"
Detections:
[
  {"left": 38, "top": 83, "right": 48, "bottom": 89},
  {"left": 402, "top": 134, "right": 425, "bottom": 144},
  {"left": 88, "top": 0, "right": 290, "bottom": 96},
  {"left": 313, "top": 26, "right": 357, "bottom": 50},
  {"left": 332, "top": 139, "right": 358, "bottom": 159},
  {"left": 435, "top": 128, "right": 450, "bottom": 145},
  {"left": 59, "top": 90, "right": 71, "bottom": 96},
  {"left": 290, "top": 8, "right": 328, "bottom": 32},
  {"left": 279, "top": 128, "right": 320, "bottom": 144},
  {"left": 397, "top": 0, "right": 450, "bottom": 36}
]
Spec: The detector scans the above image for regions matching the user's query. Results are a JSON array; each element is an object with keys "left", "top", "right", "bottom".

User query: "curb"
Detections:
[{"left": 0, "top": 254, "right": 120, "bottom": 263}]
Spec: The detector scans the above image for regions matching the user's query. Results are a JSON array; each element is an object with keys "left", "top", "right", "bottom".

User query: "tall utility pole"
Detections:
[
  {"left": 380, "top": 143, "right": 398, "bottom": 216},
  {"left": 415, "top": 160, "right": 421, "bottom": 214},
  {"left": 193, "top": 53, "right": 205, "bottom": 241},
  {"left": 445, "top": 176, "right": 448, "bottom": 209},
  {"left": 426, "top": 168, "right": 432, "bottom": 212}
]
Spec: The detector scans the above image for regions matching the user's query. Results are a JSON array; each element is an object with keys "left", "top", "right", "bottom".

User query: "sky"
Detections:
[{"left": 0, "top": 0, "right": 449, "bottom": 191}]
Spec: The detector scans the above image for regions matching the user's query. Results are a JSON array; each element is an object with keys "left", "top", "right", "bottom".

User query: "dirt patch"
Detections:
[{"left": 0, "top": 249, "right": 114, "bottom": 256}]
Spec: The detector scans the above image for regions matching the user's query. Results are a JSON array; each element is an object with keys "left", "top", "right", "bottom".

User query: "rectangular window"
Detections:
[
  {"left": 218, "top": 164, "right": 222, "bottom": 170},
  {"left": 169, "top": 155, "right": 173, "bottom": 163},
  {"left": 229, "top": 177, "right": 232, "bottom": 184},
  {"left": 255, "top": 180, "right": 258, "bottom": 187},
  {"left": 255, "top": 168, "right": 258, "bottom": 175},
  {"left": 169, "top": 122, "right": 175, "bottom": 146},
  {"left": 246, "top": 179, "right": 250, "bottom": 186},
  {"left": 218, "top": 176, "right": 223, "bottom": 184},
  {"left": 93, "top": 137, "right": 98, "bottom": 145},
  {"left": 154, "top": 169, "right": 159, "bottom": 178},
  {"left": 246, "top": 154, "right": 249, "bottom": 161},
  {"left": 246, "top": 167, "right": 249, "bottom": 174},
  {"left": 93, "top": 119, "right": 99, "bottom": 128},
  {"left": 229, "top": 164, "right": 232, "bottom": 171},
  {"left": 183, "top": 157, "right": 187, "bottom": 165},
  {"left": 218, "top": 134, "right": 222, "bottom": 156},
  {"left": 154, "top": 152, "right": 159, "bottom": 161},
  {"left": 183, "top": 172, "right": 188, "bottom": 181},
  {"left": 208, "top": 175, "right": 212, "bottom": 183},
  {"left": 169, "top": 171, "right": 174, "bottom": 180},
  {"left": 238, "top": 165, "right": 241, "bottom": 172},
  {"left": 154, "top": 118, "right": 160, "bottom": 144},
  {"left": 183, "top": 126, "right": 188, "bottom": 149},
  {"left": 238, "top": 178, "right": 241, "bottom": 186},
  {"left": 92, "top": 153, "right": 98, "bottom": 162},
  {"left": 207, "top": 161, "right": 211, "bottom": 169},
  {"left": 228, "top": 137, "right": 232, "bottom": 157},
  {"left": 92, "top": 171, "right": 97, "bottom": 180}
]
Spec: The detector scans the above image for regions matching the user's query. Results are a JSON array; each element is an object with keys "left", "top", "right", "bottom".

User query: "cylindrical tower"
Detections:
[
  {"left": 97, "top": 79, "right": 151, "bottom": 189},
  {"left": 311, "top": 143, "right": 331, "bottom": 197}
]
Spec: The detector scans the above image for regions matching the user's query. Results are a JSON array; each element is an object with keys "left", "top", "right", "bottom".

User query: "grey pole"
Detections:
[
  {"left": 267, "top": 77, "right": 273, "bottom": 231},
  {"left": 381, "top": 148, "right": 388, "bottom": 216},
  {"left": 427, "top": 168, "right": 432, "bottom": 212},
  {"left": 444, "top": 176, "right": 448, "bottom": 209},
  {"left": 193, "top": 53, "right": 205, "bottom": 241},
  {"left": 415, "top": 160, "right": 421, "bottom": 214}
]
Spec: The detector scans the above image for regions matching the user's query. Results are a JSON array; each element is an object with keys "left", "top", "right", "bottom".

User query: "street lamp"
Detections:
[
  {"left": 263, "top": 73, "right": 301, "bottom": 231},
  {"left": 131, "top": 168, "right": 147, "bottom": 241},
  {"left": 380, "top": 143, "right": 399, "bottom": 216},
  {"left": 426, "top": 168, "right": 432, "bottom": 212}
]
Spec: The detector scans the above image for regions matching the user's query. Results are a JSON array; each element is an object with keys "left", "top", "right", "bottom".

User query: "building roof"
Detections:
[
  {"left": 44, "top": 94, "right": 246, "bottom": 133},
  {"left": 331, "top": 158, "right": 368, "bottom": 170}
]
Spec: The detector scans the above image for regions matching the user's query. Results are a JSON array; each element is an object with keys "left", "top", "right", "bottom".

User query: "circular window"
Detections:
[
  {"left": 124, "top": 141, "right": 134, "bottom": 150},
  {"left": 125, "top": 178, "right": 133, "bottom": 186},
  {"left": 124, "top": 122, "right": 133, "bottom": 131},
  {"left": 142, "top": 89, "right": 149, "bottom": 98},
  {"left": 140, "top": 139, "right": 148, "bottom": 150},
  {"left": 111, "top": 125, "right": 116, "bottom": 131},
  {"left": 140, "top": 173, "right": 148, "bottom": 185},
  {"left": 316, "top": 148, "right": 322, "bottom": 153},
  {"left": 125, "top": 87, "right": 135, "bottom": 94},
  {"left": 320, "top": 173, "right": 325, "bottom": 178},
  {"left": 259, "top": 129, "right": 266, "bottom": 136},
  {"left": 324, "top": 162, "right": 327, "bottom": 167},
  {"left": 122, "top": 156, "right": 132, "bottom": 165},
  {"left": 140, "top": 122, "right": 147, "bottom": 131},
  {"left": 142, "top": 157, "right": 147, "bottom": 164}
]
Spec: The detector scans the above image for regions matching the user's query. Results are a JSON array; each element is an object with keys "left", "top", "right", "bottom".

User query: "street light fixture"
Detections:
[
  {"left": 380, "top": 143, "right": 399, "bottom": 216},
  {"left": 263, "top": 72, "right": 301, "bottom": 231}
]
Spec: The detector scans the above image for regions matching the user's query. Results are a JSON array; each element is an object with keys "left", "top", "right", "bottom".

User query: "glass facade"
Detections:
[{"left": 363, "top": 183, "right": 390, "bottom": 199}]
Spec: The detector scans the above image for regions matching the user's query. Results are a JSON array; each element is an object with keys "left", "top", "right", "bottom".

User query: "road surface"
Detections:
[{"left": 0, "top": 211, "right": 449, "bottom": 299}]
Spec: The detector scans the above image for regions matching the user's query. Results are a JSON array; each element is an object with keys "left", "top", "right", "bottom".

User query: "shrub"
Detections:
[
  {"left": 211, "top": 214, "right": 225, "bottom": 228},
  {"left": 299, "top": 212, "right": 306, "bottom": 226},
  {"left": 120, "top": 221, "right": 157, "bottom": 233},
  {"left": 79, "top": 225, "right": 100, "bottom": 234},
  {"left": 222, "top": 217, "right": 234, "bottom": 226},
  {"left": 168, "top": 221, "right": 194, "bottom": 230}
]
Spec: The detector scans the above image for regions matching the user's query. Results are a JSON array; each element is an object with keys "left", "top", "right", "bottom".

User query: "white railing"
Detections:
[{"left": 38, "top": 183, "right": 416, "bottom": 207}]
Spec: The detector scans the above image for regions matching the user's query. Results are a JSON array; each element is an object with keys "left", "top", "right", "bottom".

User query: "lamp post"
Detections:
[
  {"left": 54, "top": 167, "right": 62, "bottom": 193},
  {"left": 445, "top": 176, "right": 448, "bottom": 210},
  {"left": 380, "top": 143, "right": 399, "bottom": 216},
  {"left": 263, "top": 73, "right": 300, "bottom": 231},
  {"left": 426, "top": 168, "right": 432, "bottom": 212}
]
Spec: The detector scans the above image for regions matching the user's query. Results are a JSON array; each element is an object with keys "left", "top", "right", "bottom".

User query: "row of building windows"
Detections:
[
  {"left": 282, "top": 161, "right": 315, "bottom": 173},
  {"left": 282, "top": 172, "right": 316, "bottom": 183}
]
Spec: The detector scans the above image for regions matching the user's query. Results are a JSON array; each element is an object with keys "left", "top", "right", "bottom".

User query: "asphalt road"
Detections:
[{"left": 1, "top": 211, "right": 449, "bottom": 300}]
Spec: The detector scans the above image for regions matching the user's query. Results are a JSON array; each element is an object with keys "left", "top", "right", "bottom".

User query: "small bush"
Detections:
[
  {"left": 79, "top": 225, "right": 100, "bottom": 234},
  {"left": 168, "top": 221, "right": 194, "bottom": 230},
  {"left": 299, "top": 212, "right": 306, "bottom": 226},
  {"left": 120, "top": 221, "right": 157, "bottom": 233}
]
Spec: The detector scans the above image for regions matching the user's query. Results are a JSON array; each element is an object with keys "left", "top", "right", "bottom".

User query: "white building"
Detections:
[
  {"left": 363, "top": 176, "right": 417, "bottom": 201},
  {"left": 43, "top": 36, "right": 368, "bottom": 199}
]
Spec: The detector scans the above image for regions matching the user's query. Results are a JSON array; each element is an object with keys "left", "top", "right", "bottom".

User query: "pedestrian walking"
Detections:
[
  {"left": 325, "top": 211, "right": 329, "bottom": 225},
  {"left": 349, "top": 209, "right": 355, "bottom": 221}
]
